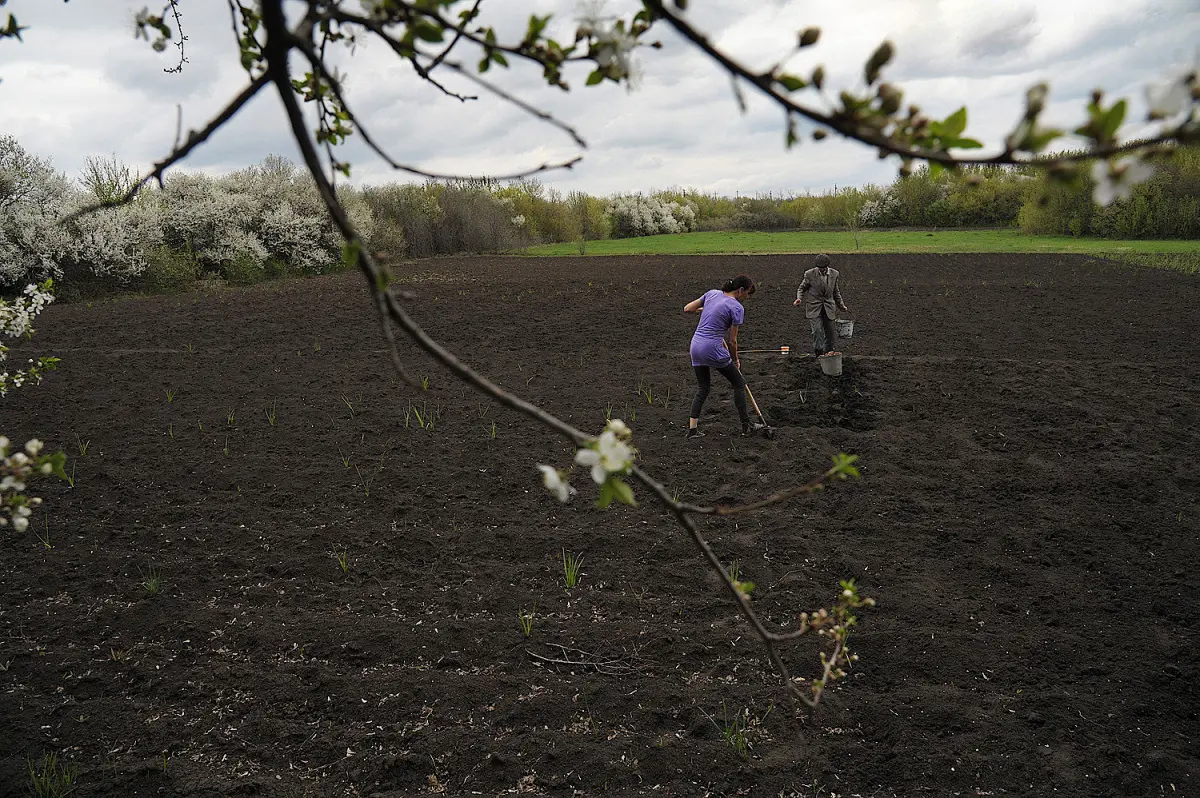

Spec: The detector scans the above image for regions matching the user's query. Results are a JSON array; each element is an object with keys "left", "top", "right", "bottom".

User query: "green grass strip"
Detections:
[{"left": 519, "top": 229, "right": 1200, "bottom": 258}]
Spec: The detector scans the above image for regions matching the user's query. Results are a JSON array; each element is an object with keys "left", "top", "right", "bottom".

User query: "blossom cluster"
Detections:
[
  {"left": 858, "top": 192, "right": 901, "bottom": 228},
  {"left": 1, "top": 437, "right": 65, "bottom": 533},
  {"left": 0, "top": 280, "right": 57, "bottom": 397},
  {"left": 537, "top": 419, "right": 637, "bottom": 508},
  {"left": 578, "top": 16, "right": 637, "bottom": 82},
  {"left": 0, "top": 138, "right": 374, "bottom": 290},
  {"left": 605, "top": 195, "right": 697, "bottom": 238}
]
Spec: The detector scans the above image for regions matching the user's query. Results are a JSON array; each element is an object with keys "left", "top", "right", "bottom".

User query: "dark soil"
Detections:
[{"left": 2, "top": 254, "right": 1198, "bottom": 797}]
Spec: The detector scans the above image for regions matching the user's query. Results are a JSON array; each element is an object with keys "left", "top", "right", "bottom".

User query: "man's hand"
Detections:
[{"left": 793, "top": 298, "right": 803, "bottom": 307}]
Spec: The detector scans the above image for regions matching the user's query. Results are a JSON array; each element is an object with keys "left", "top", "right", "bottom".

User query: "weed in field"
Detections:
[
  {"left": 222, "top": 435, "right": 230, "bottom": 457},
  {"left": 167, "top": 424, "right": 174, "bottom": 440},
  {"left": 660, "top": 387, "right": 671, "bottom": 411},
  {"left": 517, "top": 604, "right": 536, "bottom": 637},
  {"left": 489, "top": 421, "right": 498, "bottom": 439},
  {"left": 27, "top": 752, "right": 79, "bottom": 798},
  {"left": 353, "top": 464, "right": 374, "bottom": 497},
  {"left": 341, "top": 393, "right": 357, "bottom": 417},
  {"left": 109, "top": 648, "right": 128, "bottom": 662},
  {"left": 333, "top": 547, "right": 350, "bottom": 574},
  {"left": 474, "top": 402, "right": 490, "bottom": 419},
  {"left": 562, "top": 549, "right": 584, "bottom": 589},
  {"left": 197, "top": 420, "right": 203, "bottom": 432},
  {"left": 421, "top": 375, "right": 430, "bottom": 390},
  {"left": 141, "top": 566, "right": 162, "bottom": 596},
  {"left": 165, "top": 388, "right": 175, "bottom": 403},
  {"left": 226, "top": 408, "right": 236, "bottom": 426},
  {"left": 74, "top": 434, "right": 89, "bottom": 456},
  {"left": 313, "top": 341, "right": 322, "bottom": 352},
  {"left": 182, "top": 343, "right": 195, "bottom": 353},
  {"left": 336, "top": 445, "right": 350, "bottom": 468},
  {"left": 265, "top": 398, "right": 278, "bottom": 426},
  {"left": 729, "top": 560, "right": 755, "bottom": 598},
  {"left": 34, "top": 510, "right": 51, "bottom": 549},
  {"left": 704, "top": 701, "right": 773, "bottom": 758},
  {"left": 63, "top": 461, "right": 76, "bottom": 489},
  {"left": 604, "top": 402, "right": 614, "bottom": 422}
]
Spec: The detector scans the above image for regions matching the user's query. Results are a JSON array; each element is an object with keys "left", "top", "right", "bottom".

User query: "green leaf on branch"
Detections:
[
  {"left": 777, "top": 74, "right": 807, "bottom": 92},
  {"left": 941, "top": 106, "right": 968, "bottom": 138},
  {"left": 586, "top": 69, "right": 604, "bottom": 86},
  {"left": 525, "top": 14, "right": 551, "bottom": 43},
  {"left": 1102, "top": 99, "right": 1126, "bottom": 140},
  {"left": 412, "top": 22, "right": 445, "bottom": 43},
  {"left": 610, "top": 477, "right": 636, "bottom": 507},
  {"left": 595, "top": 480, "right": 614, "bottom": 509},
  {"left": 42, "top": 452, "right": 68, "bottom": 482},
  {"left": 942, "top": 136, "right": 983, "bottom": 150}
]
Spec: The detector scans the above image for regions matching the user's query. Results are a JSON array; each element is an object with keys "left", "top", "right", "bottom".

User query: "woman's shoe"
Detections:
[{"left": 685, "top": 427, "right": 705, "bottom": 439}]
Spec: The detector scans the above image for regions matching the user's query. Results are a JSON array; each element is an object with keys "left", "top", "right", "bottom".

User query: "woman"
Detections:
[{"left": 683, "top": 274, "right": 765, "bottom": 438}]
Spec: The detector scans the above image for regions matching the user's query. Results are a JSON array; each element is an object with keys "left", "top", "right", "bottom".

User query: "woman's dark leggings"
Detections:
[{"left": 690, "top": 364, "right": 749, "bottom": 424}]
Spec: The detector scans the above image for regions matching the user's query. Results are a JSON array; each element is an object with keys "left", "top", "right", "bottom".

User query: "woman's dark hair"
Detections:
[{"left": 722, "top": 274, "right": 756, "bottom": 294}]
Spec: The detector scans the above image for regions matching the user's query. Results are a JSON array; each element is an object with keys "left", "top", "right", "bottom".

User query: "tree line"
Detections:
[{"left": 2, "top": 135, "right": 1195, "bottom": 296}]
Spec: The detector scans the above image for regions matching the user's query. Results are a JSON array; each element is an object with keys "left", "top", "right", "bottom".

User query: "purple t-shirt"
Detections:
[{"left": 689, "top": 289, "right": 745, "bottom": 367}]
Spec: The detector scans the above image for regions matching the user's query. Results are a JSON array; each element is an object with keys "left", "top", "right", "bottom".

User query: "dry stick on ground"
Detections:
[{"left": 259, "top": 0, "right": 860, "bottom": 713}]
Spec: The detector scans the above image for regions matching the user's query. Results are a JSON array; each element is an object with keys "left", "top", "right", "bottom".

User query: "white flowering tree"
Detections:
[
  {"left": 0, "top": 280, "right": 66, "bottom": 531},
  {"left": 3, "top": 0, "right": 1197, "bottom": 711},
  {"left": 0, "top": 136, "right": 72, "bottom": 288},
  {"left": 606, "top": 193, "right": 698, "bottom": 237}
]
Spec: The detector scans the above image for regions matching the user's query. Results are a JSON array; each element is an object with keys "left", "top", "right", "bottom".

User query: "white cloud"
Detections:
[{"left": 1, "top": 0, "right": 1195, "bottom": 197}]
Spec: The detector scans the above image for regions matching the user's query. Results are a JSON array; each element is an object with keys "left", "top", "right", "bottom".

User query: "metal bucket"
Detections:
[
  {"left": 819, "top": 352, "right": 843, "bottom": 376},
  {"left": 836, "top": 318, "right": 854, "bottom": 339}
]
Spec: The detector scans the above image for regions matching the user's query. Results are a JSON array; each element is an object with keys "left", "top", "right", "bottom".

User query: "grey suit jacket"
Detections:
[{"left": 798, "top": 267, "right": 846, "bottom": 319}]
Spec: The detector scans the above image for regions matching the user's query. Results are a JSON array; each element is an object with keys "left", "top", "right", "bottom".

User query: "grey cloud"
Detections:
[{"left": 961, "top": 8, "right": 1039, "bottom": 60}]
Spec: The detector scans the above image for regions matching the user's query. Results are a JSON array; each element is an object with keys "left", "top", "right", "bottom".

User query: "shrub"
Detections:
[
  {"left": 606, "top": 194, "right": 697, "bottom": 238},
  {"left": 140, "top": 246, "right": 199, "bottom": 293}
]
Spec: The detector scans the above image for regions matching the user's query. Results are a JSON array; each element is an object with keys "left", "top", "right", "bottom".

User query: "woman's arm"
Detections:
[
  {"left": 727, "top": 324, "right": 739, "bottom": 367},
  {"left": 684, "top": 296, "right": 705, "bottom": 314}
]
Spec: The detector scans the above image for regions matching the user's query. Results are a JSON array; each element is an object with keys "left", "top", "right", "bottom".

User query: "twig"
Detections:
[
  {"left": 642, "top": 0, "right": 1184, "bottom": 166},
  {"left": 65, "top": 73, "right": 270, "bottom": 220}
]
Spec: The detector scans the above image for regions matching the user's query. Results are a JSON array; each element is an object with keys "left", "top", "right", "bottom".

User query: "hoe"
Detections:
[{"left": 743, "top": 384, "right": 776, "bottom": 440}]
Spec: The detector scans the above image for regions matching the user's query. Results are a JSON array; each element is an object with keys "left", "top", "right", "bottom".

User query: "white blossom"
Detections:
[
  {"left": 1145, "top": 55, "right": 1198, "bottom": 120},
  {"left": 1091, "top": 158, "right": 1155, "bottom": 206},
  {"left": 605, "top": 195, "right": 698, "bottom": 238},
  {"left": 536, "top": 465, "right": 575, "bottom": 503},
  {"left": 605, "top": 418, "right": 631, "bottom": 439},
  {"left": 575, "top": 429, "right": 635, "bottom": 484},
  {"left": 593, "top": 26, "right": 636, "bottom": 79}
]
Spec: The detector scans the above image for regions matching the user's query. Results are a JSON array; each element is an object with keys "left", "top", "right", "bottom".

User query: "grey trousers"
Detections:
[{"left": 809, "top": 314, "right": 838, "bottom": 355}]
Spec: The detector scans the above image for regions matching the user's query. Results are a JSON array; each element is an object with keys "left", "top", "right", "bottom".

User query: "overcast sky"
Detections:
[{"left": 2, "top": 1, "right": 1197, "bottom": 197}]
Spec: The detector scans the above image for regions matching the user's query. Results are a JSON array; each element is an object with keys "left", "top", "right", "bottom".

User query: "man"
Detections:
[{"left": 794, "top": 253, "right": 850, "bottom": 358}]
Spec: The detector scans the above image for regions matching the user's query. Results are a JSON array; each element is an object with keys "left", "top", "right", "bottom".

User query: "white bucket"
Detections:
[
  {"left": 836, "top": 318, "right": 854, "bottom": 339},
  {"left": 819, "top": 352, "right": 843, "bottom": 376}
]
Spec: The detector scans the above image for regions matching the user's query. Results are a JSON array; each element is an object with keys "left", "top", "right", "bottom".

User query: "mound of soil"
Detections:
[{"left": 2, "top": 254, "right": 1198, "bottom": 797}]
